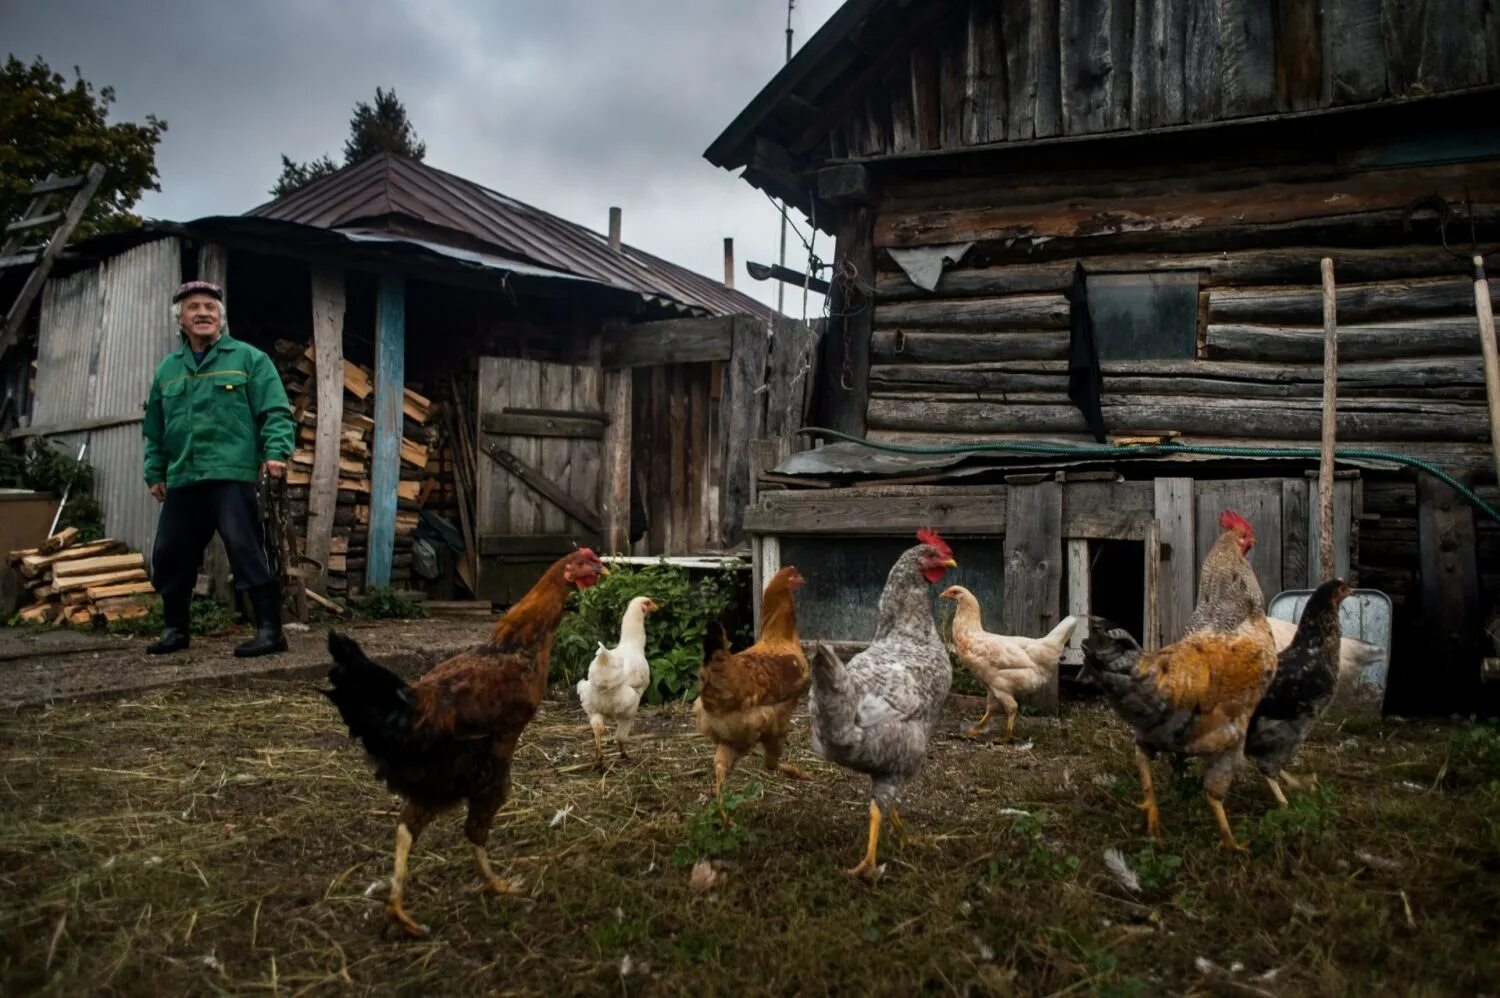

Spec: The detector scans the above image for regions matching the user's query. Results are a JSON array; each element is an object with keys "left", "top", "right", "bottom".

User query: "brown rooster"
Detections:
[
  {"left": 323, "top": 548, "right": 607, "bottom": 936},
  {"left": 692, "top": 565, "right": 813, "bottom": 808},
  {"left": 1082, "top": 510, "right": 1277, "bottom": 850}
]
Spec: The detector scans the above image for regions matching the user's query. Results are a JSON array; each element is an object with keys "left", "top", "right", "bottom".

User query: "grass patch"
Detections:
[
  {"left": 106, "top": 596, "right": 239, "bottom": 638},
  {"left": 2, "top": 688, "right": 1499, "bottom": 994}
]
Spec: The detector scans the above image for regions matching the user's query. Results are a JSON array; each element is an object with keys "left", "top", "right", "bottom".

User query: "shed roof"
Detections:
[{"left": 248, "top": 153, "right": 772, "bottom": 319}]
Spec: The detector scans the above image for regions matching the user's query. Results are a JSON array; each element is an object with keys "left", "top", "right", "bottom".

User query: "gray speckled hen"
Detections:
[
  {"left": 809, "top": 530, "right": 956, "bottom": 880},
  {"left": 1245, "top": 577, "right": 1348, "bottom": 807}
]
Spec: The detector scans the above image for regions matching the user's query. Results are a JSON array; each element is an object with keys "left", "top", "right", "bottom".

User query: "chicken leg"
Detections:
[
  {"left": 843, "top": 801, "right": 883, "bottom": 880},
  {"left": 1202, "top": 757, "right": 1246, "bottom": 851},
  {"left": 588, "top": 716, "right": 607, "bottom": 770},
  {"left": 1207, "top": 795, "right": 1248, "bottom": 851},
  {"left": 1265, "top": 776, "right": 1290, "bottom": 808},
  {"left": 888, "top": 806, "right": 922, "bottom": 848},
  {"left": 963, "top": 694, "right": 996, "bottom": 740},
  {"left": 1134, "top": 746, "right": 1163, "bottom": 840},
  {"left": 387, "top": 805, "right": 433, "bottom": 938}
]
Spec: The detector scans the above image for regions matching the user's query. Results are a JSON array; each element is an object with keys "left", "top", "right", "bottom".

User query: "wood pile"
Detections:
[
  {"left": 9, "top": 527, "right": 155, "bottom": 626},
  {"left": 272, "top": 341, "right": 437, "bottom": 598}
]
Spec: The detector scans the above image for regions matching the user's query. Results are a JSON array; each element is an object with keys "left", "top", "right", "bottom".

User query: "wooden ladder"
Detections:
[{"left": 0, "top": 163, "right": 107, "bottom": 361}]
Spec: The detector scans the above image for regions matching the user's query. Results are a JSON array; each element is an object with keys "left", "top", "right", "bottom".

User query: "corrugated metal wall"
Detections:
[
  {"left": 33, "top": 267, "right": 104, "bottom": 454},
  {"left": 91, "top": 239, "right": 182, "bottom": 554},
  {"left": 30, "top": 238, "right": 181, "bottom": 555}
]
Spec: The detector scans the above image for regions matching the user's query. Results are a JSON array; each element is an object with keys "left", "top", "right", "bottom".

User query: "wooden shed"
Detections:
[
  {"left": 4, "top": 155, "right": 817, "bottom": 606},
  {"left": 706, "top": 0, "right": 1500, "bottom": 712}
]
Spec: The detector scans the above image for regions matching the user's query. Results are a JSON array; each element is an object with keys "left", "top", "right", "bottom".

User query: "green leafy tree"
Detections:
[
  {"left": 271, "top": 86, "right": 425, "bottom": 197},
  {"left": 0, "top": 55, "right": 167, "bottom": 239}
]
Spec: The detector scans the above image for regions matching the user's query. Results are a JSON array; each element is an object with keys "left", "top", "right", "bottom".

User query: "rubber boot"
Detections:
[
  {"left": 234, "top": 583, "right": 288, "bottom": 658},
  {"left": 146, "top": 593, "right": 191, "bottom": 655}
]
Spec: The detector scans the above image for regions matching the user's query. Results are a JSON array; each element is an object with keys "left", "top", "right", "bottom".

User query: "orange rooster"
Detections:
[
  {"left": 322, "top": 548, "right": 607, "bottom": 936},
  {"left": 692, "top": 565, "right": 813, "bottom": 807},
  {"left": 1082, "top": 510, "right": 1277, "bottom": 850}
]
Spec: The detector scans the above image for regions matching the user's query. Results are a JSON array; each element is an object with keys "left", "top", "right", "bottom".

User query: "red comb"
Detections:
[
  {"left": 1218, "top": 510, "right": 1253, "bottom": 535},
  {"left": 577, "top": 546, "right": 598, "bottom": 559},
  {"left": 916, "top": 527, "right": 952, "bottom": 559}
]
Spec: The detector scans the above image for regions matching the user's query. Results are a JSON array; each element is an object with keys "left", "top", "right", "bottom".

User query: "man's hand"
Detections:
[
  {"left": 149, "top": 483, "right": 167, "bottom": 502},
  {"left": 262, "top": 460, "right": 286, "bottom": 479}
]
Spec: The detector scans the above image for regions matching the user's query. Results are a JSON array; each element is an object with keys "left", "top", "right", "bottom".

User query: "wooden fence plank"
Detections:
[
  {"left": 366, "top": 276, "right": 404, "bottom": 588},
  {"left": 1004, "top": 481, "right": 1063, "bottom": 713}
]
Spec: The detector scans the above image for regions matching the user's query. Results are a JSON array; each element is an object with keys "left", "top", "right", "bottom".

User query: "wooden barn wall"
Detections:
[
  {"left": 828, "top": 0, "right": 1500, "bottom": 159},
  {"left": 857, "top": 150, "right": 1500, "bottom": 695},
  {"left": 630, "top": 362, "right": 721, "bottom": 555}
]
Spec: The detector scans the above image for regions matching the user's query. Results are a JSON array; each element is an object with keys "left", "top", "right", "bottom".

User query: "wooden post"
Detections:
[
  {"left": 718, "top": 316, "right": 769, "bottom": 549},
  {"left": 1153, "top": 478, "right": 1195, "bottom": 645},
  {"left": 1004, "top": 481, "right": 1063, "bottom": 714},
  {"left": 196, "top": 244, "right": 234, "bottom": 603},
  {"left": 305, "top": 268, "right": 345, "bottom": 594},
  {"left": 1317, "top": 257, "right": 1338, "bottom": 583},
  {"left": 1472, "top": 255, "right": 1500, "bottom": 484},
  {"left": 815, "top": 204, "right": 874, "bottom": 438},
  {"left": 1063, "top": 538, "right": 1090, "bottom": 665},
  {"left": 601, "top": 366, "right": 632, "bottom": 553},
  {"left": 1143, "top": 519, "right": 1161, "bottom": 652},
  {"left": 723, "top": 238, "right": 735, "bottom": 289},
  {"left": 1417, "top": 475, "right": 1482, "bottom": 711},
  {"left": 608, "top": 207, "right": 622, "bottom": 253},
  {"left": 367, "top": 276, "right": 405, "bottom": 589}
]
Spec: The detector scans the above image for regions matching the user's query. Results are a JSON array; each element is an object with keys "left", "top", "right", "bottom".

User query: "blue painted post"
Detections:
[{"left": 368, "top": 276, "right": 405, "bottom": 589}]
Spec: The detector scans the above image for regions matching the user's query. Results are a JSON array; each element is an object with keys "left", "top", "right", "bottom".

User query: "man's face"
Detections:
[{"left": 178, "top": 294, "right": 223, "bottom": 338}]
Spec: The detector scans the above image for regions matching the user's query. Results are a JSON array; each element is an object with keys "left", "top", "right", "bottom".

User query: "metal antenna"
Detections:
[{"left": 776, "top": 0, "right": 795, "bottom": 315}]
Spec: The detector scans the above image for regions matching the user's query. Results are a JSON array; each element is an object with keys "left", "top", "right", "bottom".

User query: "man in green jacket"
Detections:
[{"left": 142, "top": 280, "right": 295, "bottom": 657}]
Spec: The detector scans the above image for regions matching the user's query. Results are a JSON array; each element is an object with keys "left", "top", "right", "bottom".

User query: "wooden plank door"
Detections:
[
  {"left": 1194, "top": 479, "right": 1284, "bottom": 604},
  {"left": 475, "top": 357, "right": 603, "bottom": 603}
]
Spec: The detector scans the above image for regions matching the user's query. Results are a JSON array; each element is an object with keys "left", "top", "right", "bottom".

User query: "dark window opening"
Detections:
[
  {"left": 1085, "top": 272, "right": 1201, "bottom": 361},
  {"left": 1088, "top": 539, "right": 1146, "bottom": 645}
]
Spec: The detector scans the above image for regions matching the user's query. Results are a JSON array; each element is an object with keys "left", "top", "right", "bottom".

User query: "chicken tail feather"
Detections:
[{"left": 322, "top": 631, "right": 414, "bottom": 746}]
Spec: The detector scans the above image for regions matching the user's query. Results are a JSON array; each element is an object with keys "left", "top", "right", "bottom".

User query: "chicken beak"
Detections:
[
  {"left": 944, "top": 558, "right": 958, "bottom": 568},
  {"left": 597, "top": 565, "right": 610, "bottom": 577}
]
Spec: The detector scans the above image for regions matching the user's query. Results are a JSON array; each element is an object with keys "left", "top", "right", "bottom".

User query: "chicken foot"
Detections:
[
  {"left": 466, "top": 779, "right": 524, "bottom": 895},
  {"left": 712, "top": 744, "right": 743, "bottom": 825},
  {"left": 1134, "top": 746, "right": 1163, "bottom": 841},
  {"left": 1265, "top": 776, "right": 1290, "bottom": 808},
  {"left": 472, "top": 846, "right": 524, "bottom": 896},
  {"left": 888, "top": 806, "right": 923, "bottom": 848},
  {"left": 843, "top": 801, "right": 883, "bottom": 881},
  {"left": 762, "top": 739, "right": 814, "bottom": 782},
  {"left": 963, "top": 700, "right": 996, "bottom": 740},
  {"left": 615, "top": 717, "right": 634, "bottom": 761},
  {"left": 1207, "top": 795, "right": 1248, "bottom": 851},
  {"left": 1202, "top": 757, "right": 1247, "bottom": 850}
]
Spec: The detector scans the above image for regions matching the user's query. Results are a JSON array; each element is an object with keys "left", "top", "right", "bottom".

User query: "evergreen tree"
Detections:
[{"left": 271, "top": 86, "right": 425, "bottom": 197}]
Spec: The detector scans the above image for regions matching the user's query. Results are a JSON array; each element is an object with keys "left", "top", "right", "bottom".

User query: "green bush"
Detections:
[
  {"left": 108, "top": 596, "right": 239, "bottom": 637},
  {"left": 349, "top": 586, "right": 427, "bottom": 620},
  {"left": 0, "top": 439, "right": 105, "bottom": 541},
  {"left": 552, "top": 560, "right": 749, "bottom": 704}
]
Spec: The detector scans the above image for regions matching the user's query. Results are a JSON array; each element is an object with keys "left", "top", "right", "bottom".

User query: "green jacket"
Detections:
[{"left": 143, "top": 328, "right": 295, "bottom": 488}]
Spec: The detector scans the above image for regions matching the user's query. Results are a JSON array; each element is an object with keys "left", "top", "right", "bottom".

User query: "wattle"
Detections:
[{"left": 922, "top": 566, "right": 948, "bottom": 584}]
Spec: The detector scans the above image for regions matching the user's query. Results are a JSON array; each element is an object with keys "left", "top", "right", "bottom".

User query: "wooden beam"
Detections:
[
  {"left": 1317, "top": 257, "right": 1339, "bottom": 582},
  {"left": 481, "top": 411, "right": 605, "bottom": 439},
  {"left": 480, "top": 442, "right": 603, "bottom": 535},
  {"left": 603, "top": 316, "right": 734, "bottom": 367},
  {"left": 305, "top": 267, "right": 346, "bottom": 594},
  {"left": 817, "top": 164, "right": 876, "bottom": 206},
  {"left": 4, "top": 412, "right": 143, "bottom": 440},
  {"left": 367, "top": 276, "right": 405, "bottom": 588},
  {"left": 1063, "top": 539, "right": 1090, "bottom": 666},
  {"left": 1472, "top": 254, "right": 1500, "bottom": 484},
  {"left": 1004, "top": 481, "right": 1063, "bottom": 713}
]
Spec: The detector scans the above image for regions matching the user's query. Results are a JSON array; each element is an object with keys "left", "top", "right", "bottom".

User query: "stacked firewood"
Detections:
[
  {"left": 9, "top": 527, "right": 154, "bottom": 626},
  {"left": 272, "top": 342, "right": 436, "bottom": 598}
]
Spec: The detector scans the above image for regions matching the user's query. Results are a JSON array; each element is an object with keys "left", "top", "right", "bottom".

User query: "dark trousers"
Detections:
[{"left": 151, "top": 481, "right": 273, "bottom": 607}]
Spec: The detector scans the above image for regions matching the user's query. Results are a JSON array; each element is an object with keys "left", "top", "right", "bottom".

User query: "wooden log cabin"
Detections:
[
  {"left": 6, "top": 155, "right": 816, "bottom": 607},
  {"left": 706, "top": 0, "right": 1500, "bottom": 713}
]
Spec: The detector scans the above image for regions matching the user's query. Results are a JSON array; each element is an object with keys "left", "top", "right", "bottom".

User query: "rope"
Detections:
[{"left": 798, "top": 427, "right": 1500, "bottom": 524}]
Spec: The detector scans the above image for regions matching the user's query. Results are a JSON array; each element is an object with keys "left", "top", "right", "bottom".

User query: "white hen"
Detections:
[
  {"left": 576, "top": 595, "right": 656, "bottom": 766},
  {"left": 940, "top": 584, "right": 1079, "bottom": 740}
]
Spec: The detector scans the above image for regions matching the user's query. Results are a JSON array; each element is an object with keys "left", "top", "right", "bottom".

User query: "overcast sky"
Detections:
[{"left": 2, "top": 0, "right": 841, "bottom": 317}]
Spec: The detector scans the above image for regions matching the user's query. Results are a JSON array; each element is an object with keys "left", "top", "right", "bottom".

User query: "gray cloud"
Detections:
[{"left": 2, "top": 0, "right": 840, "bottom": 315}]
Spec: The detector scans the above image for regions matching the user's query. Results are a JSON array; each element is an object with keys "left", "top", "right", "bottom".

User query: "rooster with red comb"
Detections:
[
  {"left": 808, "top": 528, "right": 958, "bottom": 879},
  {"left": 1082, "top": 508, "right": 1278, "bottom": 849}
]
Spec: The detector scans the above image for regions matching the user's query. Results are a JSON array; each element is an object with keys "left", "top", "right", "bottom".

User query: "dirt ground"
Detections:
[
  {"left": 3, "top": 669, "right": 1499, "bottom": 996},
  {"left": 0, "top": 617, "right": 491, "bottom": 709}
]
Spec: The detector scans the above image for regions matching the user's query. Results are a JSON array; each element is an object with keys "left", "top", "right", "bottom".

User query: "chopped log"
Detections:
[
  {"left": 51, "top": 568, "right": 150, "bottom": 592},
  {"left": 50, "top": 552, "right": 146, "bottom": 579},
  {"left": 9, "top": 547, "right": 39, "bottom": 563},
  {"left": 342, "top": 360, "right": 373, "bottom": 399},
  {"left": 67, "top": 607, "right": 94, "bottom": 626},
  {"left": 39, "top": 527, "right": 79, "bottom": 554},
  {"left": 400, "top": 437, "right": 429, "bottom": 469},
  {"left": 20, "top": 539, "right": 125, "bottom": 577},
  {"left": 18, "top": 602, "right": 59, "bottom": 622},
  {"left": 305, "top": 588, "right": 348, "bottom": 616},
  {"left": 85, "top": 580, "right": 158, "bottom": 601},
  {"left": 92, "top": 601, "right": 151, "bottom": 623},
  {"left": 403, "top": 387, "right": 431, "bottom": 424}
]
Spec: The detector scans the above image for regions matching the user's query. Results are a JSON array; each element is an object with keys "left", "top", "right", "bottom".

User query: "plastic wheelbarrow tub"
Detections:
[{"left": 1268, "top": 588, "right": 1392, "bottom": 711}]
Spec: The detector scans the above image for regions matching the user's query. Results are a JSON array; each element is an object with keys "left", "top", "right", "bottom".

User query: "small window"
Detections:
[{"left": 1085, "top": 272, "right": 1201, "bottom": 361}]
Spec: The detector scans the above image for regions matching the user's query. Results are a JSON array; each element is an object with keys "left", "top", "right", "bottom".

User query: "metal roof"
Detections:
[{"left": 247, "top": 154, "right": 772, "bottom": 319}]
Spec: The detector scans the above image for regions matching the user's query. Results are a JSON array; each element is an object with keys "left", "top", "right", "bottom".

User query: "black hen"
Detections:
[{"left": 1244, "top": 577, "right": 1349, "bottom": 806}]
